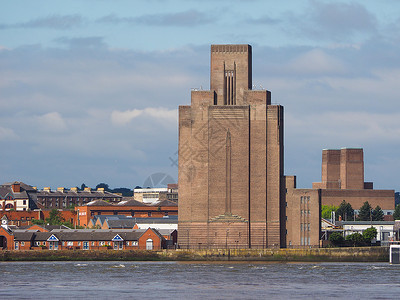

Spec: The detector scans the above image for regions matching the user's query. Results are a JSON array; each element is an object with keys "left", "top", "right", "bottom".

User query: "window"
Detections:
[
  {"left": 300, "top": 224, "right": 303, "bottom": 231},
  {"left": 132, "top": 241, "right": 138, "bottom": 246},
  {"left": 21, "top": 242, "right": 25, "bottom": 246},
  {"left": 67, "top": 241, "right": 73, "bottom": 246},
  {"left": 78, "top": 242, "right": 81, "bottom": 246},
  {"left": 308, "top": 224, "right": 310, "bottom": 231},
  {"left": 23, "top": 200, "right": 26, "bottom": 205},
  {"left": 126, "top": 241, "right": 130, "bottom": 246},
  {"left": 100, "top": 241, "right": 105, "bottom": 246},
  {"left": 91, "top": 241, "right": 95, "bottom": 246},
  {"left": 300, "top": 196, "right": 303, "bottom": 203}
]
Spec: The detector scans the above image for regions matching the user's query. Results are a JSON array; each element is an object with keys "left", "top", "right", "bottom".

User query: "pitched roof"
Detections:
[
  {"left": 150, "top": 200, "right": 178, "bottom": 207},
  {"left": 86, "top": 200, "right": 113, "bottom": 206},
  {"left": 36, "top": 189, "right": 121, "bottom": 199},
  {"left": 116, "top": 199, "right": 148, "bottom": 206},
  {"left": 33, "top": 229, "right": 147, "bottom": 241},
  {"left": 0, "top": 185, "right": 29, "bottom": 199},
  {"left": 105, "top": 219, "right": 137, "bottom": 229},
  {"left": 131, "top": 216, "right": 178, "bottom": 224},
  {"left": 13, "top": 231, "right": 36, "bottom": 241}
]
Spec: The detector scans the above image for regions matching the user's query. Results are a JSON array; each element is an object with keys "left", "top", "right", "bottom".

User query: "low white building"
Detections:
[
  {"left": 341, "top": 221, "right": 395, "bottom": 243},
  {"left": 133, "top": 188, "right": 168, "bottom": 204}
]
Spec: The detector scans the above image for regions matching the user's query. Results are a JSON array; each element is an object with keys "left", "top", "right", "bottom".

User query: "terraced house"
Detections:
[{"left": 1, "top": 216, "right": 165, "bottom": 251}]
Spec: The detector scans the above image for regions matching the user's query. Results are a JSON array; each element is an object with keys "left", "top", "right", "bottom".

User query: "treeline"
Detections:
[
  {"left": 78, "top": 183, "right": 134, "bottom": 197},
  {"left": 322, "top": 200, "right": 388, "bottom": 221}
]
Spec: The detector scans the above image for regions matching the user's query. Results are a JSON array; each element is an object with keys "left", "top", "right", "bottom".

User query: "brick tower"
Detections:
[{"left": 178, "top": 44, "right": 285, "bottom": 248}]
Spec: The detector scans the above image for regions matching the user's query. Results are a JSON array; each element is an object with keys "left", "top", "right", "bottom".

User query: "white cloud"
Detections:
[
  {"left": 285, "top": 49, "right": 347, "bottom": 75},
  {"left": 111, "top": 109, "right": 143, "bottom": 125},
  {"left": 0, "top": 126, "right": 18, "bottom": 141},
  {"left": 111, "top": 107, "right": 177, "bottom": 126},
  {"left": 286, "top": 111, "right": 400, "bottom": 145},
  {"left": 35, "top": 112, "right": 67, "bottom": 132}
]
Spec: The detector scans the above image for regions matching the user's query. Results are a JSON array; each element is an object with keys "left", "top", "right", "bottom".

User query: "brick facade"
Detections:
[
  {"left": 313, "top": 148, "right": 395, "bottom": 213},
  {"left": 178, "top": 45, "right": 286, "bottom": 249}
]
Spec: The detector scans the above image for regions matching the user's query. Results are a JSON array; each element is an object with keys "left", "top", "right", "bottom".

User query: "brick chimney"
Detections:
[{"left": 12, "top": 182, "right": 21, "bottom": 193}]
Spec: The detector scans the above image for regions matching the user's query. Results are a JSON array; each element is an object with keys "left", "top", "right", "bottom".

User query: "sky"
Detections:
[{"left": 0, "top": 0, "right": 399, "bottom": 191}]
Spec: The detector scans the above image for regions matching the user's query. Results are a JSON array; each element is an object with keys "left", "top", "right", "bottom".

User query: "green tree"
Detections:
[
  {"left": 336, "top": 200, "right": 354, "bottom": 221},
  {"left": 346, "top": 233, "right": 364, "bottom": 247},
  {"left": 372, "top": 206, "right": 384, "bottom": 221},
  {"left": 363, "top": 227, "right": 377, "bottom": 243},
  {"left": 358, "top": 201, "right": 372, "bottom": 221},
  {"left": 32, "top": 219, "right": 45, "bottom": 225},
  {"left": 45, "top": 209, "right": 65, "bottom": 225},
  {"left": 321, "top": 205, "right": 338, "bottom": 220},
  {"left": 393, "top": 204, "right": 400, "bottom": 220},
  {"left": 329, "top": 232, "right": 344, "bottom": 246},
  {"left": 95, "top": 183, "right": 110, "bottom": 191}
]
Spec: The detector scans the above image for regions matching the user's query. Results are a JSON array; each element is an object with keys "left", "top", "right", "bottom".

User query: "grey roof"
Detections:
[
  {"left": 93, "top": 215, "right": 128, "bottom": 222},
  {"left": 340, "top": 221, "right": 395, "bottom": 225},
  {"left": 13, "top": 231, "right": 35, "bottom": 241},
  {"left": 33, "top": 229, "right": 148, "bottom": 241},
  {"left": 105, "top": 219, "right": 137, "bottom": 229},
  {"left": 150, "top": 200, "right": 178, "bottom": 207},
  {"left": 116, "top": 199, "right": 148, "bottom": 206},
  {"left": 91, "top": 215, "right": 178, "bottom": 227},
  {"left": 86, "top": 200, "right": 113, "bottom": 206},
  {"left": 131, "top": 216, "right": 178, "bottom": 224},
  {"left": 36, "top": 190, "right": 121, "bottom": 199},
  {"left": 157, "top": 229, "right": 177, "bottom": 236},
  {"left": 0, "top": 185, "right": 29, "bottom": 199},
  {"left": 2, "top": 182, "right": 36, "bottom": 191}
]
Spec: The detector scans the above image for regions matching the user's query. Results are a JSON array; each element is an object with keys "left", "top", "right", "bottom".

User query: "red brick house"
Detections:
[{"left": 2, "top": 225, "right": 165, "bottom": 251}]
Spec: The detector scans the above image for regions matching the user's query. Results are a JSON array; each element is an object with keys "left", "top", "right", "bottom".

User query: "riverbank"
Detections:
[{"left": 0, "top": 247, "right": 389, "bottom": 262}]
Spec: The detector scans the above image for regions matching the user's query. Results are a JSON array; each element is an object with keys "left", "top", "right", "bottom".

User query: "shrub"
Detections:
[
  {"left": 346, "top": 233, "right": 364, "bottom": 247},
  {"left": 363, "top": 227, "right": 377, "bottom": 244},
  {"left": 329, "top": 232, "right": 344, "bottom": 246}
]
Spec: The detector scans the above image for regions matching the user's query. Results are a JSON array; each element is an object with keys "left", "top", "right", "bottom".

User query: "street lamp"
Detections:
[{"left": 225, "top": 229, "right": 229, "bottom": 249}]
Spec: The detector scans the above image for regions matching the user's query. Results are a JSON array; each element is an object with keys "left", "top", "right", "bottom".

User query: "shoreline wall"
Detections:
[{"left": 0, "top": 247, "right": 389, "bottom": 262}]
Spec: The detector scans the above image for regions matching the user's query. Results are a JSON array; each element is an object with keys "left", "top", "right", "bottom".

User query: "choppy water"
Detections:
[{"left": 1, "top": 261, "right": 400, "bottom": 299}]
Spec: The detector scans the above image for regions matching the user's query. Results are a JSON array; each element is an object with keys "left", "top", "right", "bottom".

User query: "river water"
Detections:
[{"left": 1, "top": 261, "right": 400, "bottom": 299}]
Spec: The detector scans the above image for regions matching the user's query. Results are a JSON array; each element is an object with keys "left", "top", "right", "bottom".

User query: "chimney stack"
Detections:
[{"left": 11, "top": 182, "right": 21, "bottom": 193}]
